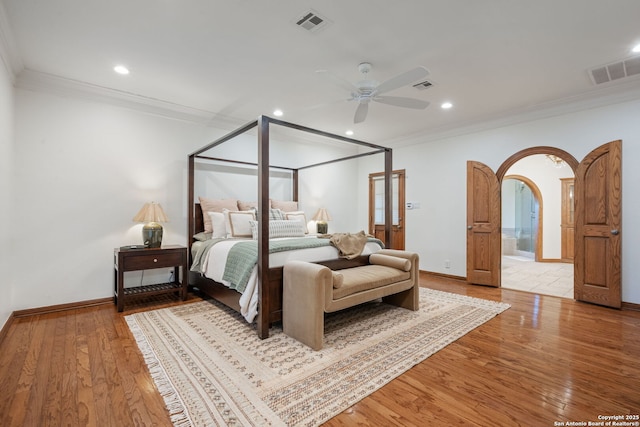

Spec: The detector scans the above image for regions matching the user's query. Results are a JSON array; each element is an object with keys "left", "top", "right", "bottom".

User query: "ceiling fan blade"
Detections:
[
  {"left": 374, "top": 96, "right": 430, "bottom": 109},
  {"left": 354, "top": 102, "right": 369, "bottom": 123},
  {"left": 316, "top": 69, "right": 359, "bottom": 94},
  {"left": 375, "top": 66, "right": 429, "bottom": 95}
]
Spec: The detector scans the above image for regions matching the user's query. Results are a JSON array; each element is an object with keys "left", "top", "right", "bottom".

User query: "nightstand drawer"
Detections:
[{"left": 123, "top": 252, "right": 183, "bottom": 270}]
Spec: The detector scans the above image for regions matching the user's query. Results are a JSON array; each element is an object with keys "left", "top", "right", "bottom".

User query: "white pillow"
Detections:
[
  {"left": 223, "top": 209, "right": 256, "bottom": 238},
  {"left": 207, "top": 212, "right": 227, "bottom": 239},
  {"left": 249, "top": 220, "right": 306, "bottom": 239},
  {"left": 285, "top": 211, "right": 308, "bottom": 233}
]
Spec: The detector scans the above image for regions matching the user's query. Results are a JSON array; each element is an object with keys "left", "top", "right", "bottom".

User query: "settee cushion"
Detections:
[{"left": 333, "top": 265, "right": 411, "bottom": 299}]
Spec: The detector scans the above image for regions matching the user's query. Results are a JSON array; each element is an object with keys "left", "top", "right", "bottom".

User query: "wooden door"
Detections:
[
  {"left": 466, "top": 161, "right": 501, "bottom": 287},
  {"left": 369, "top": 170, "right": 405, "bottom": 249},
  {"left": 574, "top": 140, "right": 622, "bottom": 308},
  {"left": 560, "top": 178, "right": 575, "bottom": 262}
]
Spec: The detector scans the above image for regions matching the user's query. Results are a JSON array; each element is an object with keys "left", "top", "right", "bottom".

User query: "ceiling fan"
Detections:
[{"left": 316, "top": 62, "right": 430, "bottom": 124}]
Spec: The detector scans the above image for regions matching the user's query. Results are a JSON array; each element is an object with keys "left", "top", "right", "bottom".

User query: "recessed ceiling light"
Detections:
[
  {"left": 273, "top": 109, "right": 283, "bottom": 117},
  {"left": 114, "top": 65, "right": 130, "bottom": 75},
  {"left": 633, "top": 43, "right": 640, "bottom": 53},
  {"left": 441, "top": 102, "right": 453, "bottom": 109},
  {"left": 345, "top": 130, "right": 354, "bottom": 136}
]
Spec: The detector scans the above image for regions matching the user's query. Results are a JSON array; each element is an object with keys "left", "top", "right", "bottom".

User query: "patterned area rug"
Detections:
[{"left": 126, "top": 288, "right": 510, "bottom": 426}]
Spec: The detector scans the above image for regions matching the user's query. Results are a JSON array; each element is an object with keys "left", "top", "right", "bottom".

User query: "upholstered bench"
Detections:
[{"left": 283, "top": 249, "right": 419, "bottom": 350}]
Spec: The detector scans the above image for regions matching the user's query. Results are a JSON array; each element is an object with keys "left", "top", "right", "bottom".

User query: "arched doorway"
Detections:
[
  {"left": 501, "top": 157, "right": 574, "bottom": 298},
  {"left": 467, "top": 141, "right": 622, "bottom": 308}
]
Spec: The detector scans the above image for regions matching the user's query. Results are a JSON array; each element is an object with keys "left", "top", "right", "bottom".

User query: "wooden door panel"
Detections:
[
  {"left": 584, "top": 237, "right": 607, "bottom": 285},
  {"left": 574, "top": 140, "right": 621, "bottom": 308},
  {"left": 561, "top": 227, "right": 575, "bottom": 259},
  {"left": 584, "top": 156, "right": 608, "bottom": 224},
  {"left": 472, "top": 233, "right": 491, "bottom": 270},
  {"left": 467, "top": 161, "right": 500, "bottom": 287},
  {"left": 560, "top": 178, "right": 575, "bottom": 262},
  {"left": 369, "top": 170, "right": 405, "bottom": 250},
  {"left": 373, "top": 225, "right": 404, "bottom": 250}
]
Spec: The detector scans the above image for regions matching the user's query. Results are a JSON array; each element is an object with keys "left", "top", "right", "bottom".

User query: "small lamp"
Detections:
[
  {"left": 133, "top": 202, "right": 169, "bottom": 248},
  {"left": 312, "top": 208, "right": 332, "bottom": 234}
]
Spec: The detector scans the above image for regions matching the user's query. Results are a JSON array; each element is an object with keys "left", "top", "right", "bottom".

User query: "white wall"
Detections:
[
  {"left": 359, "top": 99, "right": 640, "bottom": 304},
  {"left": 297, "top": 156, "right": 381, "bottom": 234},
  {"left": 11, "top": 89, "right": 226, "bottom": 310},
  {"left": 0, "top": 57, "right": 14, "bottom": 327}
]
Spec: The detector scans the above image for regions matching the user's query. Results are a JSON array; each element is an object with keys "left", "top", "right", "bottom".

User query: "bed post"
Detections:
[
  {"left": 257, "top": 116, "right": 271, "bottom": 339},
  {"left": 292, "top": 169, "right": 299, "bottom": 201},
  {"left": 187, "top": 155, "right": 195, "bottom": 264},
  {"left": 384, "top": 148, "right": 392, "bottom": 247}
]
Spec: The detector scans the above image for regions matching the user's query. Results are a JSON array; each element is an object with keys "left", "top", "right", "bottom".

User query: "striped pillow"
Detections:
[
  {"left": 269, "top": 208, "right": 286, "bottom": 220},
  {"left": 249, "top": 220, "right": 306, "bottom": 239}
]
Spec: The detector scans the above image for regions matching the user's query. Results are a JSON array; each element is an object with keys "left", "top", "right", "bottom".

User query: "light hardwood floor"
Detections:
[{"left": 1, "top": 275, "right": 639, "bottom": 426}]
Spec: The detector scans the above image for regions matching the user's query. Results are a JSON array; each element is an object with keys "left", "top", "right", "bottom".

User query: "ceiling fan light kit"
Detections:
[{"left": 320, "top": 62, "right": 431, "bottom": 124}]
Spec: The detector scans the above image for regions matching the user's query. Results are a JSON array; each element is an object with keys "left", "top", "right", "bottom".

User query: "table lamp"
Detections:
[
  {"left": 133, "top": 202, "right": 169, "bottom": 248},
  {"left": 312, "top": 208, "right": 332, "bottom": 234}
]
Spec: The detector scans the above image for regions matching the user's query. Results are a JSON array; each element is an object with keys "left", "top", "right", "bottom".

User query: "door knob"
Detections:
[
  {"left": 467, "top": 226, "right": 473, "bottom": 230},
  {"left": 611, "top": 229, "right": 620, "bottom": 235}
]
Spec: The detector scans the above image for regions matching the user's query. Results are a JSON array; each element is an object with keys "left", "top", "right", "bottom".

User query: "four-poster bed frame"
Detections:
[{"left": 188, "top": 115, "right": 393, "bottom": 339}]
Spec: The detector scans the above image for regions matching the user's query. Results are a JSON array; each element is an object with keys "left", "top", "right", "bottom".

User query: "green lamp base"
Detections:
[{"left": 142, "top": 222, "right": 163, "bottom": 248}]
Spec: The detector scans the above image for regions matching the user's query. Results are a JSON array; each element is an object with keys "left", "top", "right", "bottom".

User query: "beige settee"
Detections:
[{"left": 283, "top": 249, "right": 420, "bottom": 350}]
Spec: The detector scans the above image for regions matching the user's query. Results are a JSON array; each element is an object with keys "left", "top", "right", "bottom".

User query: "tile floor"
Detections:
[{"left": 501, "top": 255, "right": 574, "bottom": 299}]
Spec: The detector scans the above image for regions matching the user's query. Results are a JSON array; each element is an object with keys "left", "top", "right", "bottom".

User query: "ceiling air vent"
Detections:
[
  {"left": 294, "top": 10, "right": 331, "bottom": 33},
  {"left": 588, "top": 56, "right": 640, "bottom": 85},
  {"left": 413, "top": 79, "right": 434, "bottom": 90}
]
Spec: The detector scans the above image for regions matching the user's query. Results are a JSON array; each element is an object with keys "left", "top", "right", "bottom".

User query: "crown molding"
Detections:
[
  {"left": 14, "top": 69, "right": 359, "bottom": 150},
  {"left": 15, "top": 68, "right": 247, "bottom": 130},
  {"left": 389, "top": 78, "right": 640, "bottom": 147},
  {"left": 13, "top": 64, "right": 640, "bottom": 149},
  {"left": 0, "top": 1, "right": 24, "bottom": 81}
]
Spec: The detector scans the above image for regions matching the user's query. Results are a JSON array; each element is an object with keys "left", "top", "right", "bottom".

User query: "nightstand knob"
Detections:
[{"left": 153, "top": 258, "right": 158, "bottom": 262}]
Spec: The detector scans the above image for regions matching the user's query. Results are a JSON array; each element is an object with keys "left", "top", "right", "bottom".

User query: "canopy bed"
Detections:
[{"left": 188, "top": 115, "right": 394, "bottom": 338}]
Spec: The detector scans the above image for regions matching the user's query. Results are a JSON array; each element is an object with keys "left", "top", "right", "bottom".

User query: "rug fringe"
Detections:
[{"left": 125, "top": 317, "right": 193, "bottom": 427}]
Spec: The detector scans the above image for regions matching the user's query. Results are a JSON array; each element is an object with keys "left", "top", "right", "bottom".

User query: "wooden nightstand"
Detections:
[{"left": 113, "top": 245, "right": 188, "bottom": 312}]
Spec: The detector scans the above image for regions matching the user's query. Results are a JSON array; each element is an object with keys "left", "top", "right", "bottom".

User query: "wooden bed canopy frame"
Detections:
[{"left": 188, "top": 115, "right": 393, "bottom": 339}]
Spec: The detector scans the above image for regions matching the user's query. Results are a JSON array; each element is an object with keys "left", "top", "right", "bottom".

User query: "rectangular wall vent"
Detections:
[
  {"left": 413, "top": 80, "right": 434, "bottom": 90},
  {"left": 294, "top": 10, "right": 331, "bottom": 32},
  {"left": 589, "top": 56, "right": 640, "bottom": 85}
]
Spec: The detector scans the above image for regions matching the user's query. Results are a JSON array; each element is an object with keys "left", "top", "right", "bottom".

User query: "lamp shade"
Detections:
[
  {"left": 133, "top": 202, "right": 169, "bottom": 223},
  {"left": 133, "top": 202, "right": 169, "bottom": 248},
  {"left": 312, "top": 208, "right": 332, "bottom": 222}
]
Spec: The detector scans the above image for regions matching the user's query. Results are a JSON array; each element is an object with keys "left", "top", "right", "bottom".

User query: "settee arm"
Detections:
[
  {"left": 283, "top": 260, "right": 333, "bottom": 350},
  {"left": 374, "top": 250, "right": 420, "bottom": 310}
]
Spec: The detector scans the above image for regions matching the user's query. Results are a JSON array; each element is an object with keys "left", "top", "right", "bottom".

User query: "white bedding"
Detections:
[{"left": 200, "top": 236, "right": 382, "bottom": 322}]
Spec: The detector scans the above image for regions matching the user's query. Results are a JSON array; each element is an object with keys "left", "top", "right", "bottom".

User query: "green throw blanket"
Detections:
[
  {"left": 222, "top": 238, "right": 331, "bottom": 292},
  {"left": 222, "top": 237, "right": 383, "bottom": 293}
]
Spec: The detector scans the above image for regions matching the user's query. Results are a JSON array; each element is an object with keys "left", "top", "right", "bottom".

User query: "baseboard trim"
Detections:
[
  {"left": 537, "top": 258, "right": 571, "bottom": 263},
  {"left": 13, "top": 297, "right": 113, "bottom": 318},
  {"left": 622, "top": 301, "right": 640, "bottom": 312},
  {"left": 420, "top": 270, "right": 467, "bottom": 282}
]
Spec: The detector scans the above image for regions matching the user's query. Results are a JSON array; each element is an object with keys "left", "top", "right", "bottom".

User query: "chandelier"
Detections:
[{"left": 545, "top": 154, "right": 566, "bottom": 168}]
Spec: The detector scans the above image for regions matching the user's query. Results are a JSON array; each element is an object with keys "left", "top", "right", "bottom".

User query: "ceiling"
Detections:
[{"left": 2, "top": 0, "right": 640, "bottom": 145}]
